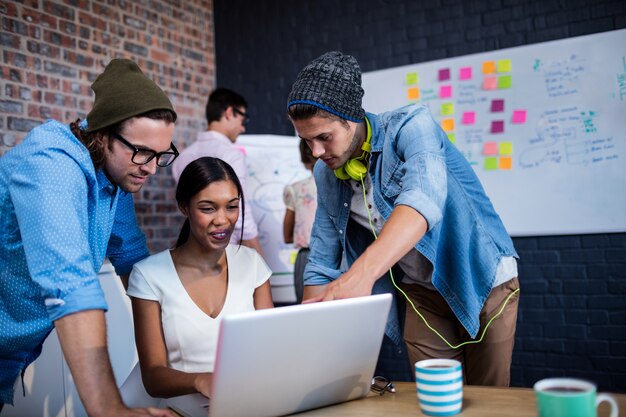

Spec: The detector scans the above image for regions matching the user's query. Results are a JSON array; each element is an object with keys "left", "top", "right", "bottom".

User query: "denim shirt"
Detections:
[
  {"left": 0, "top": 120, "right": 150, "bottom": 403},
  {"left": 304, "top": 104, "right": 518, "bottom": 339}
]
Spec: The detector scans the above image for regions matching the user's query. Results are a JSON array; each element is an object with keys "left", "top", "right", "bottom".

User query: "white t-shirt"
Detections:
[{"left": 127, "top": 245, "right": 271, "bottom": 373}]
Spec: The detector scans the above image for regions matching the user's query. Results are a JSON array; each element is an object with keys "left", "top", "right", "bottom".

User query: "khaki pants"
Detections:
[{"left": 401, "top": 277, "right": 519, "bottom": 386}]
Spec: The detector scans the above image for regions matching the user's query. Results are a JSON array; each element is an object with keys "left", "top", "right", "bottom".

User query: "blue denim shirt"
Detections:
[
  {"left": 304, "top": 104, "right": 517, "bottom": 339},
  {"left": 0, "top": 120, "right": 150, "bottom": 403}
]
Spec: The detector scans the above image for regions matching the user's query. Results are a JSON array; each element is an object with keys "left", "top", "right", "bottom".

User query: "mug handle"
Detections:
[{"left": 596, "top": 393, "right": 618, "bottom": 417}]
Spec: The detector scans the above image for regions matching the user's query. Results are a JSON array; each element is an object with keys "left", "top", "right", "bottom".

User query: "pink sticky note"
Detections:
[
  {"left": 439, "top": 85, "right": 452, "bottom": 98},
  {"left": 483, "top": 142, "right": 498, "bottom": 155},
  {"left": 459, "top": 66, "right": 472, "bottom": 80},
  {"left": 438, "top": 68, "right": 450, "bottom": 81},
  {"left": 483, "top": 76, "right": 498, "bottom": 90},
  {"left": 235, "top": 145, "right": 247, "bottom": 156},
  {"left": 491, "top": 99, "right": 505, "bottom": 112},
  {"left": 512, "top": 110, "right": 527, "bottom": 124},
  {"left": 462, "top": 111, "right": 476, "bottom": 125},
  {"left": 491, "top": 120, "right": 505, "bottom": 133}
]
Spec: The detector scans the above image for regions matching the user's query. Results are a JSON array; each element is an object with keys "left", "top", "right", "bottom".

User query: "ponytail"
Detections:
[{"left": 175, "top": 218, "right": 191, "bottom": 248}]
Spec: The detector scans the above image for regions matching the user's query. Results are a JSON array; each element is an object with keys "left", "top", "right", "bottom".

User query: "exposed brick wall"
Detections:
[
  {"left": 214, "top": 0, "right": 626, "bottom": 391},
  {"left": 0, "top": 0, "right": 214, "bottom": 251}
]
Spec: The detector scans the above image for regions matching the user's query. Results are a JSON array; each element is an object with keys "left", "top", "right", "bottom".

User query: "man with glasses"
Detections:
[
  {"left": 0, "top": 59, "right": 175, "bottom": 416},
  {"left": 172, "top": 88, "right": 263, "bottom": 255}
]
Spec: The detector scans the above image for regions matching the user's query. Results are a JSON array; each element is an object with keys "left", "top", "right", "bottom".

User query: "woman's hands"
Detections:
[{"left": 194, "top": 373, "right": 213, "bottom": 398}]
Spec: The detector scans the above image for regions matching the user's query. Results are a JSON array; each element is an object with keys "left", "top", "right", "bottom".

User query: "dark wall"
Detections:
[{"left": 214, "top": 0, "right": 626, "bottom": 392}]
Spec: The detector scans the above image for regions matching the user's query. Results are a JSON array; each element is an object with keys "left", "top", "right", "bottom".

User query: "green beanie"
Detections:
[{"left": 86, "top": 59, "right": 177, "bottom": 132}]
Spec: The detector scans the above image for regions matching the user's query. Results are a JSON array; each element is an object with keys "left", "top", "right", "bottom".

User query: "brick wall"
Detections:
[
  {"left": 514, "top": 233, "right": 626, "bottom": 391},
  {"left": 213, "top": 0, "right": 626, "bottom": 391},
  {"left": 0, "top": 0, "right": 214, "bottom": 251}
]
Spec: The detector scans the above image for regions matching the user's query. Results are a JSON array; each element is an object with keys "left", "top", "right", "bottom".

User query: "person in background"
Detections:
[
  {"left": 171, "top": 88, "right": 263, "bottom": 255},
  {"left": 128, "top": 157, "right": 273, "bottom": 399},
  {"left": 286, "top": 51, "right": 519, "bottom": 386},
  {"left": 283, "top": 138, "right": 319, "bottom": 304},
  {"left": 0, "top": 59, "right": 176, "bottom": 416}
]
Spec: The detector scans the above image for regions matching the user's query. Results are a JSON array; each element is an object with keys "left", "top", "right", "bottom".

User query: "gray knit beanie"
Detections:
[
  {"left": 86, "top": 59, "right": 176, "bottom": 132},
  {"left": 287, "top": 51, "right": 365, "bottom": 122}
]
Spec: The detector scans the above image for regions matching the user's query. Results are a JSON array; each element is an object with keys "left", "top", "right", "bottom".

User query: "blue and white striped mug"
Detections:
[{"left": 415, "top": 359, "right": 463, "bottom": 416}]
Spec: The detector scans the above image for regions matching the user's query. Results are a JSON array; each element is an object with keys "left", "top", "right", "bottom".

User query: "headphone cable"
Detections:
[{"left": 359, "top": 175, "right": 519, "bottom": 349}]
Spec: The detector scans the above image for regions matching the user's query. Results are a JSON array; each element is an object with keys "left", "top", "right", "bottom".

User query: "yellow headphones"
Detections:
[{"left": 333, "top": 117, "right": 372, "bottom": 181}]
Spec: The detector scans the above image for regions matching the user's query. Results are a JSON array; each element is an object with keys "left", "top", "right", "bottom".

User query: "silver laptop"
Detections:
[{"left": 166, "top": 293, "right": 392, "bottom": 417}]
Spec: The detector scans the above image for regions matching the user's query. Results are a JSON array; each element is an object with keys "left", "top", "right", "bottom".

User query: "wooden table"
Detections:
[{"left": 287, "top": 382, "right": 626, "bottom": 416}]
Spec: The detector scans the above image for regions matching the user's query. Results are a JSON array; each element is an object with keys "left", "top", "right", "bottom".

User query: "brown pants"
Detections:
[{"left": 401, "top": 277, "right": 519, "bottom": 386}]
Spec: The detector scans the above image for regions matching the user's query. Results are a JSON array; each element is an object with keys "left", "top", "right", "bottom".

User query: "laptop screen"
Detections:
[{"left": 208, "top": 294, "right": 392, "bottom": 417}]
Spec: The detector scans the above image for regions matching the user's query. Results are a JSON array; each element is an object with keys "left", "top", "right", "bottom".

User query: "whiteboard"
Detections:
[
  {"left": 237, "top": 134, "right": 309, "bottom": 301},
  {"left": 362, "top": 29, "right": 626, "bottom": 236}
]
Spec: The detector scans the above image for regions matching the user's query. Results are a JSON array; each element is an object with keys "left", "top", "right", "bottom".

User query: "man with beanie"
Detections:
[
  {"left": 287, "top": 51, "right": 520, "bottom": 386},
  {"left": 0, "top": 59, "right": 176, "bottom": 416},
  {"left": 171, "top": 88, "right": 263, "bottom": 255}
]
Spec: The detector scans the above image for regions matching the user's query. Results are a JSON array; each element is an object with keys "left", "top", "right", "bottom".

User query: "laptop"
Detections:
[{"left": 166, "top": 293, "right": 392, "bottom": 417}]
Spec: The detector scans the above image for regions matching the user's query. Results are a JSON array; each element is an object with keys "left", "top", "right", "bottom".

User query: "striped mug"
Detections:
[{"left": 415, "top": 359, "right": 463, "bottom": 416}]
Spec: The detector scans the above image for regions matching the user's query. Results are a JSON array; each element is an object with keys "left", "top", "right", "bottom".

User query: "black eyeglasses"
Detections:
[
  {"left": 370, "top": 376, "right": 395, "bottom": 396},
  {"left": 110, "top": 131, "right": 179, "bottom": 167},
  {"left": 232, "top": 108, "right": 250, "bottom": 125}
]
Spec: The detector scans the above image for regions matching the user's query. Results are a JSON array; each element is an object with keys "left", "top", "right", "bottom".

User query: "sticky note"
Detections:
[
  {"left": 459, "top": 66, "right": 472, "bottom": 80},
  {"left": 499, "top": 156, "right": 513, "bottom": 170},
  {"left": 406, "top": 72, "right": 418, "bottom": 85},
  {"left": 407, "top": 87, "right": 420, "bottom": 100},
  {"left": 439, "top": 85, "right": 452, "bottom": 98},
  {"left": 441, "top": 102, "right": 454, "bottom": 116},
  {"left": 438, "top": 68, "right": 450, "bottom": 81},
  {"left": 498, "top": 75, "right": 512, "bottom": 89},
  {"left": 462, "top": 111, "right": 476, "bottom": 125},
  {"left": 499, "top": 142, "right": 513, "bottom": 155},
  {"left": 491, "top": 120, "right": 505, "bottom": 133},
  {"left": 289, "top": 250, "right": 298, "bottom": 264},
  {"left": 441, "top": 118, "right": 455, "bottom": 132},
  {"left": 484, "top": 157, "right": 498, "bottom": 170},
  {"left": 512, "top": 109, "right": 527, "bottom": 124},
  {"left": 447, "top": 133, "right": 456, "bottom": 144},
  {"left": 235, "top": 145, "right": 247, "bottom": 156},
  {"left": 483, "top": 76, "right": 498, "bottom": 90},
  {"left": 491, "top": 99, "right": 504, "bottom": 112},
  {"left": 497, "top": 59, "right": 512, "bottom": 73},
  {"left": 483, "top": 142, "right": 498, "bottom": 155},
  {"left": 482, "top": 61, "right": 496, "bottom": 74}
]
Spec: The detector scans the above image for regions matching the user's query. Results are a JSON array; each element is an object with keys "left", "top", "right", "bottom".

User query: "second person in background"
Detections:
[
  {"left": 128, "top": 157, "right": 274, "bottom": 399},
  {"left": 171, "top": 88, "right": 263, "bottom": 255},
  {"left": 283, "top": 138, "right": 319, "bottom": 304}
]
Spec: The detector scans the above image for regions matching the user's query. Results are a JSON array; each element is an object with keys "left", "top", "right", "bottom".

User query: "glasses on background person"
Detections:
[
  {"left": 110, "top": 131, "right": 179, "bottom": 167},
  {"left": 232, "top": 107, "right": 250, "bottom": 125}
]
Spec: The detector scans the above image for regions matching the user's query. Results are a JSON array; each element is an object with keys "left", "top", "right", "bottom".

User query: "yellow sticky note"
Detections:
[
  {"left": 497, "top": 59, "right": 512, "bottom": 73},
  {"left": 289, "top": 250, "right": 298, "bottom": 264},
  {"left": 498, "top": 75, "right": 512, "bottom": 89},
  {"left": 482, "top": 61, "right": 496, "bottom": 74},
  {"left": 447, "top": 133, "right": 456, "bottom": 144},
  {"left": 406, "top": 72, "right": 418, "bottom": 85},
  {"left": 441, "top": 102, "right": 454, "bottom": 116},
  {"left": 484, "top": 157, "right": 498, "bottom": 170},
  {"left": 499, "top": 142, "right": 513, "bottom": 155},
  {"left": 499, "top": 156, "right": 513, "bottom": 170},
  {"left": 441, "top": 118, "right": 455, "bottom": 132},
  {"left": 407, "top": 87, "right": 420, "bottom": 100}
]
